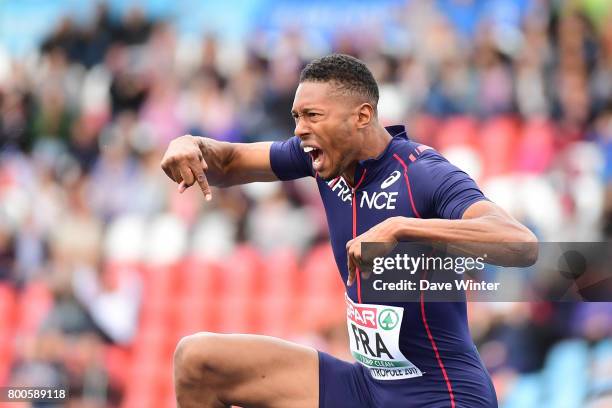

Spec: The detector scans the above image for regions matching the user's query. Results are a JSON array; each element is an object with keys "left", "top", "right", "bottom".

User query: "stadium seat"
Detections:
[
  {"left": 440, "top": 145, "right": 483, "bottom": 182},
  {"left": 251, "top": 249, "right": 299, "bottom": 335},
  {"left": 179, "top": 257, "right": 223, "bottom": 300},
  {"left": 127, "top": 348, "right": 174, "bottom": 405},
  {"left": 104, "top": 345, "right": 131, "bottom": 388},
  {"left": 172, "top": 295, "right": 219, "bottom": 337},
  {"left": 219, "top": 245, "right": 263, "bottom": 298},
  {"left": 14, "top": 281, "right": 52, "bottom": 336},
  {"left": 543, "top": 340, "right": 589, "bottom": 408},
  {"left": 503, "top": 373, "right": 543, "bottom": 408},
  {"left": 295, "top": 244, "right": 346, "bottom": 332},
  {"left": 0, "top": 285, "right": 17, "bottom": 387},
  {"left": 515, "top": 119, "right": 555, "bottom": 173},
  {"left": 104, "top": 261, "right": 143, "bottom": 285},
  {"left": 0, "top": 284, "right": 16, "bottom": 334},
  {"left": 406, "top": 114, "right": 440, "bottom": 146},
  {"left": 144, "top": 214, "right": 189, "bottom": 265},
  {"left": 299, "top": 244, "right": 343, "bottom": 296},
  {"left": 478, "top": 116, "right": 519, "bottom": 178},
  {"left": 121, "top": 381, "right": 158, "bottom": 408},
  {"left": 190, "top": 212, "right": 237, "bottom": 261},
  {"left": 517, "top": 175, "right": 564, "bottom": 240},
  {"left": 259, "top": 248, "right": 297, "bottom": 296},
  {"left": 217, "top": 295, "right": 256, "bottom": 333},
  {"left": 133, "top": 322, "right": 170, "bottom": 354},
  {"left": 143, "top": 262, "right": 180, "bottom": 301},
  {"left": 254, "top": 295, "right": 294, "bottom": 336},
  {"left": 589, "top": 340, "right": 612, "bottom": 395},
  {"left": 104, "top": 214, "right": 147, "bottom": 262},
  {"left": 0, "top": 336, "right": 13, "bottom": 386},
  {"left": 139, "top": 297, "right": 173, "bottom": 333},
  {"left": 593, "top": 339, "right": 612, "bottom": 355},
  {"left": 434, "top": 116, "right": 478, "bottom": 151}
]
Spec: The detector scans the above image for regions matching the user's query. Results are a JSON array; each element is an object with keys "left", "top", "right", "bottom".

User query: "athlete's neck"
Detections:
[{"left": 343, "top": 124, "right": 392, "bottom": 187}]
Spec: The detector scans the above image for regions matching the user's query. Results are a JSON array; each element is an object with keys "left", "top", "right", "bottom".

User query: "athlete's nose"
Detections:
[{"left": 294, "top": 117, "right": 311, "bottom": 139}]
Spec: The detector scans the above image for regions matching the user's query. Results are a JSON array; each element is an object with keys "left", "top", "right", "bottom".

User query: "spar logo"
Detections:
[
  {"left": 378, "top": 309, "right": 399, "bottom": 330},
  {"left": 347, "top": 301, "right": 378, "bottom": 329}
]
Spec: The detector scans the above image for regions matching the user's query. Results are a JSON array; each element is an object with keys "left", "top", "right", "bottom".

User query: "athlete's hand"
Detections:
[
  {"left": 161, "top": 135, "right": 212, "bottom": 200},
  {"left": 346, "top": 217, "right": 399, "bottom": 286}
]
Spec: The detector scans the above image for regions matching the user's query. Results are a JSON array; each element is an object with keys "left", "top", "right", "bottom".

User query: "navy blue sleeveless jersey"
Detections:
[{"left": 270, "top": 125, "right": 497, "bottom": 407}]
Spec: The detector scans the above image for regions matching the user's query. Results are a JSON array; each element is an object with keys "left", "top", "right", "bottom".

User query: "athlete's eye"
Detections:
[{"left": 292, "top": 112, "right": 321, "bottom": 122}]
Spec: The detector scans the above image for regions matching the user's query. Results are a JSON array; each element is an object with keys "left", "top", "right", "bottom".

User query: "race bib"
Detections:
[{"left": 346, "top": 294, "right": 423, "bottom": 380}]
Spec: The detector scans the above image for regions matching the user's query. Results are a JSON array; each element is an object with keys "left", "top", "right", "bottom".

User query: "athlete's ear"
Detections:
[{"left": 355, "top": 103, "right": 375, "bottom": 129}]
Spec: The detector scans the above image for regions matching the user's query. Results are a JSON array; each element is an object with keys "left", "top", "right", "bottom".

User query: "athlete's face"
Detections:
[{"left": 291, "top": 81, "right": 363, "bottom": 181}]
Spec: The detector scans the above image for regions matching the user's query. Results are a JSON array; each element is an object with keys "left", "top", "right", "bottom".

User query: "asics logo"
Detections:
[{"left": 381, "top": 171, "right": 401, "bottom": 189}]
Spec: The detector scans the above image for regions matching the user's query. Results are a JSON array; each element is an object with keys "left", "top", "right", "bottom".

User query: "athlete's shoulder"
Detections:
[
  {"left": 390, "top": 135, "right": 446, "bottom": 171},
  {"left": 270, "top": 136, "right": 314, "bottom": 180},
  {"left": 387, "top": 131, "right": 486, "bottom": 219}
]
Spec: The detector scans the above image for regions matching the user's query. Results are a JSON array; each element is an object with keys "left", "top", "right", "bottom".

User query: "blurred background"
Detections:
[{"left": 1, "top": 0, "right": 611, "bottom": 407}]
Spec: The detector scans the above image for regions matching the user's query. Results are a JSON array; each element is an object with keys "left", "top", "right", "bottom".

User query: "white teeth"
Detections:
[{"left": 303, "top": 146, "right": 314, "bottom": 153}]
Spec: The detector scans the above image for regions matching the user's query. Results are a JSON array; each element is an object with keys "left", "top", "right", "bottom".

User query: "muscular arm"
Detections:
[
  {"left": 389, "top": 200, "right": 539, "bottom": 266},
  {"left": 346, "top": 201, "right": 538, "bottom": 285},
  {"left": 161, "top": 135, "right": 277, "bottom": 199},
  {"left": 195, "top": 137, "right": 277, "bottom": 187}
]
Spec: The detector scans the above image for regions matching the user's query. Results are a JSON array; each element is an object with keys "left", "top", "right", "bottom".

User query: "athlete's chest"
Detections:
[{"left": 317, "top": 161, "right": 419, "bottom": 250}]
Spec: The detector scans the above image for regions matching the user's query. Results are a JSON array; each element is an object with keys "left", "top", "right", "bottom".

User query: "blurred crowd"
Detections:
[{"left": 1, "top": 0, "right": 612, "bottom": 407}]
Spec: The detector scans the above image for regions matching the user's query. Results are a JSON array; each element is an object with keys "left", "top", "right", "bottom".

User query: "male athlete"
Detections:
[{"left": 161, "top": 54, "right": 537, "bottom": 408}]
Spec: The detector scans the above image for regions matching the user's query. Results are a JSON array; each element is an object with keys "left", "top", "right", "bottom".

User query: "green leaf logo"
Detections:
[{"left": 378, "top": 309, "right": 399, "bottom": 330}]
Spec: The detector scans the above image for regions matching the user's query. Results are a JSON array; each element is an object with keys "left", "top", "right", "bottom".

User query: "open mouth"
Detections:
[{"left": 303, "top": 146, "right": 324, "bottom": 171}]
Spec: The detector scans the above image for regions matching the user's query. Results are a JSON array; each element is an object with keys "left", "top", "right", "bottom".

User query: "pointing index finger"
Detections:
[
  {"left": 196, "top": 171, "right": 212, "bottom": 201},
  {"left": 189, "top": 158, "right": 212, "bottom": 201}
]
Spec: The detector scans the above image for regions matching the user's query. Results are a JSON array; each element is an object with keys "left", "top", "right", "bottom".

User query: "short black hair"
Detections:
[{"left": 299, "top": 54, "right": 379, "bottom": 109}]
